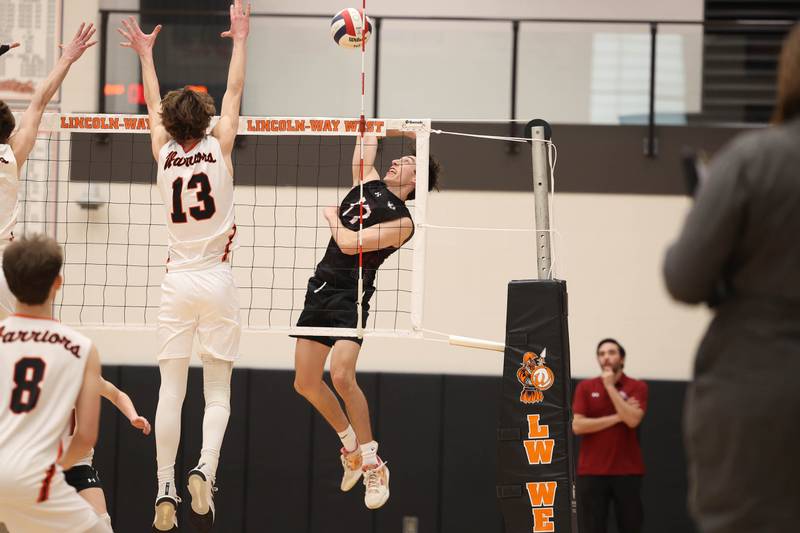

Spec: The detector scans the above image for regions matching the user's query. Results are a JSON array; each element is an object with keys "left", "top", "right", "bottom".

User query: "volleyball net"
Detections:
[{"left": 16, "top": 113, "right": 430, "bottom": 338}]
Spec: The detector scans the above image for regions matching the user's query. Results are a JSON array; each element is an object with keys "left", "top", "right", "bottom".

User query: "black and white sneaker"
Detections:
[
  {"left": 152, "top": 481, "right": 180, "bottom": 532},
  {"left": 187, "top": 467, "right": 216, "bottom": 532}
]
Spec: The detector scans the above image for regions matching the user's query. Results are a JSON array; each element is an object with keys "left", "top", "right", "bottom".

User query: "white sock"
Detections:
[
  {"left": 197, "top": 452, "right": 219, "bottom": 482},
  {"left": 360, "top": 440, "right": 379, "bottom": 467},
  {"left": 199, "top": 355, "right": 233, "bottom": 481},
  {"left": 155, "top": 358, "right": 190, "bottom": 486},
  {"left": 337, "top": 425, "right": 358, "bottom": 453}
]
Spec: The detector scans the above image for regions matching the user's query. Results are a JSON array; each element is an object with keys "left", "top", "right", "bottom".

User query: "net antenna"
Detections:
[
  {"left": 356, "top": 0, "right": 369, "bottom": 339},
  {"left": 525, "top": 119, "right": 554, "bottom": 280}
]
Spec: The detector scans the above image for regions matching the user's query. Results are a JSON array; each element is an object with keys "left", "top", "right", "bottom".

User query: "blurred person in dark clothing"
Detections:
[{"left": 664, "top": 23, "right": 800, "bottom": 533}]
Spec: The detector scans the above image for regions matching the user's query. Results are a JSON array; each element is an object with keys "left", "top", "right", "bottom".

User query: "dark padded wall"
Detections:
[
  {"left": 440, "top": 375, "right": 503, "bottom": 533},
  {"left": 245, "top": 370, "right": 313, "bottom": 533},
  {"left": 95, "top": 366, "right": 691, "bottom": 533},
  {"left": 374, "top": 374, "right": 443, "bottom": 532},
  {"left": 107, "top": 366, "right": 162, "bottom": 530}
]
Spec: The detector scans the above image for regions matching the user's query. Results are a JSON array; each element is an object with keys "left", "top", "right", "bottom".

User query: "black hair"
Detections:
[
  {"left": 596, "top": 338, "right": 626, "bottom": 358},
  {"left": 407, "top": 153, "right": 441, "bottom": 202}
]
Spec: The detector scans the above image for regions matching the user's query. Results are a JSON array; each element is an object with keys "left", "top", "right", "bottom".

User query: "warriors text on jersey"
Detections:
[
  {"left": 157, "top": 136, "right": 237, "bottom": 272},
  {"left": 0, "top": 144, "right": 19, "bottom": 251},
  {"left": 0, "top": 315, "right": 93, "bottom": 484},
  {"left": 315, "top": 180, "right": 414, "bottom": 287}
]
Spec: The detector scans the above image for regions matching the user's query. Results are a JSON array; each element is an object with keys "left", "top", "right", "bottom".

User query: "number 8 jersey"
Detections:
[
  {"left": 157, "top": 136, "right": 237, "bottom": 272},
  {"left": 0, "top": 315, "right": 93, "bottom": 481}
]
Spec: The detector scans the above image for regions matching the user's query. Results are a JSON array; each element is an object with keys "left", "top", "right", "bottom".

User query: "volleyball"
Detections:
[{"left": 330, "top": 8, "right": 372, "bottom": 49}]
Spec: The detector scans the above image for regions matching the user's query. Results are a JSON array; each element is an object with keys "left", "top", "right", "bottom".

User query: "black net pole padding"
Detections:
[
  {"left": 524, "top": 119, "right": 553, "bottom": 142},
  {"left": 497, "top": 279, "right": 578, "bottom": 533}
]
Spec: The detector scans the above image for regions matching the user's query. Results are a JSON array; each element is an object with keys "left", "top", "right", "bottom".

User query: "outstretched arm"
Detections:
[
  {"left": 352, "top": 130, "right": 415, "bottom": 186},
  {"left": 212, "top": 0, "right": 250, "bottom": 165},
  {"left": 0, "top": 42, "right": 20, "bottom": 57},
  {"left": 323, "top": 207, "right": 413, "bottom": 254},
  {"left": 118, "top": 17, "right": 168, "bottom": 160},
  {"left": 10, "top": 24, "right": 96, "bottom": 167},
  {"left": 352, "top": 134, "right": 380, "bottom": 186},
  {"left": 99, "top": 377, "right": 151, "bottom": 435}
]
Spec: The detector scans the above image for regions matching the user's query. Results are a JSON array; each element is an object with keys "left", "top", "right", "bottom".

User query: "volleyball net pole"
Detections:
[
  {"left": 528, "top": 119, "right": 553, "bottom": 281},
  {"left": 444, "top": 119, "right": 554, "bottom": 352}
]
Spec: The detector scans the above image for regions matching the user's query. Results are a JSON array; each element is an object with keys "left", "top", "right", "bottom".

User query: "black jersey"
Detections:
[{"left": 315, "top": 180, "right": 414, "bottom": 288}]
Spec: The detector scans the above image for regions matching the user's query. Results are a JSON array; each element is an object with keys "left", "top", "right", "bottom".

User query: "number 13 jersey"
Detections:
[{"left": 157, "top": 136, "right": 237, "bottom": 272}]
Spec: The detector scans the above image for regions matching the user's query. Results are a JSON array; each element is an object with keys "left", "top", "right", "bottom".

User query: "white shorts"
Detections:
[
  {"left": 0, "top": 469, "right": 101, "bottom": 533},
  {"left": 157, "top": 262, "right": 241, "bottom": 361},
  {"left": 0, "top": 260, "right": 14, "bottom": 317}
]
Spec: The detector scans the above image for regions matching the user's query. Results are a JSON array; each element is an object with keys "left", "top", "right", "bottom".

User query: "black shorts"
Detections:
[
  {"left": 64, "top": 464, "right": 103, "bottom": 492},
  {"left": 291, "top": 276, "right": 375, "bottom": 348}
]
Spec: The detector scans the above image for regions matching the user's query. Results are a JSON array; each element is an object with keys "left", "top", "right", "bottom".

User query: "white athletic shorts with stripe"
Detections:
[
  {"left": 157, "top": 262, "right": 241, "bottom": 361},
  {"left": 0, "top": 469, "right": 103, "bottom": 532}
]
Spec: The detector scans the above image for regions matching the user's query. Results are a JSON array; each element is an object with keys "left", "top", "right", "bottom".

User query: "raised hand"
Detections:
[
  {"left": 118, "top": 16, "right": 162, "bottom": 56},
  {"left": 220, "top": 0, "right": 251, "bottom": 41},
  {"left": 59, "top": 23, "right": 97, "bottom": 64},
  {"left": 0, "top": 42, "right": 20, "bottom": 57}
]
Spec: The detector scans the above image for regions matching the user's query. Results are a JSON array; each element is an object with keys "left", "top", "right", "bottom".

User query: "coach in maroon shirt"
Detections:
[{"left": 572, "top": 338, "right": 648, "bottom": 533}]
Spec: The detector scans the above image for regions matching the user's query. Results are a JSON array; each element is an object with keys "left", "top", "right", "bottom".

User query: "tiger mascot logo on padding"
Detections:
[{"left": 516, "top": 348, "right": 555, "bottom": 404}]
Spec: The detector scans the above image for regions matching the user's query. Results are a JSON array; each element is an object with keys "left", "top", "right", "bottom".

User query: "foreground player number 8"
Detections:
[
  {"left": 10, "top": 357, "right": 46, "bottom": 413},
  {"left": 171, "top": 173, "right": 216, "bottom": 223}
]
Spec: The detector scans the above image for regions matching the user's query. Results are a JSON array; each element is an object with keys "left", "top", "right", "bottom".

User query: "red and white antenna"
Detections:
[{"left": 356, "top": 0, "right": 368, "bottom": 338}]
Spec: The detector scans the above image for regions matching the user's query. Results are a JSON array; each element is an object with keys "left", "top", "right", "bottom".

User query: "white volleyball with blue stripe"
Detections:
[{"left": 330, "top": 8, "right": 373, "bottom": 48}]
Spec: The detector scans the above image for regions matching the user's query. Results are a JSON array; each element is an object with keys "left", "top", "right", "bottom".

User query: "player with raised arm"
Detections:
[
  {"left": 0, "top": 24, "right": 96, "bottom": 319},
  {"left": 118, "top": 3, "right": 250, "bottom": 531},
  {"left": 63, "top": 379, "right": 152, "bottom": 530},
  {"left": 0, "top": 235, "right": 109, "bottom": 533},
  {"left": 292, "top": 132, "right": 439, "bottom": 509},
  {"left": 0, "top": 42, "right": 20, "bottom": 57}
]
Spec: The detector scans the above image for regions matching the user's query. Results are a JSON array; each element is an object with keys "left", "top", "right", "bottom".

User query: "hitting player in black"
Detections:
[{"left": 292, "top": 131, "right": 438, "bottom": 509}]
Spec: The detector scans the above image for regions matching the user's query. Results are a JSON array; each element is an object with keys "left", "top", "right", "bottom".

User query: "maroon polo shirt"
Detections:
[{"left": 572, "top": 373, "right": 648, "bottom": 476}]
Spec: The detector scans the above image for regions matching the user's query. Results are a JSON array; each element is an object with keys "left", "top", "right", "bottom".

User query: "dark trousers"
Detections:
[{"left": 578, "top": 475, "right": 643, "bottom": 533}]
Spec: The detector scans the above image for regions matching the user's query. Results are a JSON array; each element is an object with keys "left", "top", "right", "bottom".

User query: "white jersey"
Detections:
[
  {"left": 0, "top": 144, "right": 19, "bottom": 252},
  {"left": 0, "top": 315, "right": 93, "bottom": 481},
  {"left": 157, "top": 136, "right": 237, "bottom": 272}
]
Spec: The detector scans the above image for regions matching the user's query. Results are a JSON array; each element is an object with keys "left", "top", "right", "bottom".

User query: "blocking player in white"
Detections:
[
  {"left": 118, "top": 3, "right": 249, "bottom": 531},
  {"left": 292, "top": 132, "right": 440, "bottom": 509},
  {"left": 0, "top": 24, "right": 96, "bottom": 319},
  {"left": 0, "top": 234, "right": 110, "bottom": 533},
  {"left": 63, "top": 379, "right": 152, "bottom": 530}
]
